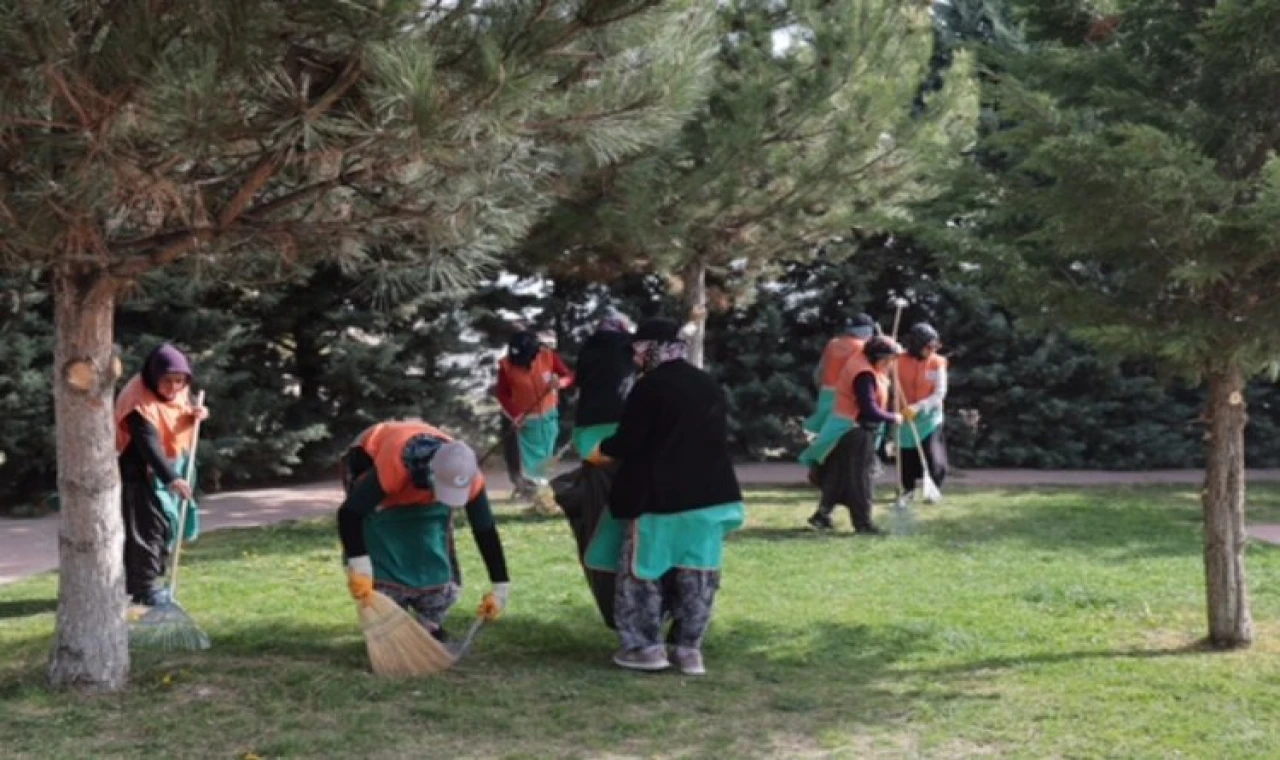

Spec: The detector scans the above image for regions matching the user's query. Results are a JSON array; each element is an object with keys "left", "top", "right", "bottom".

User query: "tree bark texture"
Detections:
[
  {"left": 1201, "top": 364, "right": 1254, "bottom": 649},
  {"left": 47, "top": 267, "right": 129, "bottom": 691},
  {"left": 682, "top": 258, "right": 708, "bottom": 369}
]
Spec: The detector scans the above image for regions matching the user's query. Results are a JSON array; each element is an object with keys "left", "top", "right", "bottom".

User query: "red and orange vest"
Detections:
[
  {"left": 833, "top": 354, "right": 890, "bottom": 422},
  {"left": 896, "top": 354, "right": 948, "bottom": 405},
  {"left": 114, "top": 375, "right": 196, "bottom": 459},
  {"left": 818, "top": 336, "right": 867, "bottom": 389},
  {"left": 356, "top": 421, "right": 485, "bottom": 508},
  {"left": 499, "top": 350, "right": 559, "bottom": 417}
]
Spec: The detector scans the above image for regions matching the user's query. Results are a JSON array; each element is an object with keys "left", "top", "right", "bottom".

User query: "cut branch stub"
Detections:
[{"left": 62, "top": 358, "right": 113, "bottom": 393}]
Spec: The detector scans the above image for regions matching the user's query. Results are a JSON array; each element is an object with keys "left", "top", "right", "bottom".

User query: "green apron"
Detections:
[
  {"left": 798, "top": 414, "right": 855, "bottom": 467},
  {"left": 153, "top": 451, "right": 199, "bottom": 548},
  {"left": 572, "top": 423, "right": 618, "bottom": 459},
  {"left": 899, "top": 408, "right": 942, "bottom": 449},
  {"left": 364, "top": 503, "right": 456, "bottom": 589},
  {"left": 803, "top": 387, "right": 836, "bottom": 435},
  {"left": 518, "top": 408, "right": 559, "bottom": 482},
  {"left": 584, "top": 502, "right": 746, "bottom": 582}
]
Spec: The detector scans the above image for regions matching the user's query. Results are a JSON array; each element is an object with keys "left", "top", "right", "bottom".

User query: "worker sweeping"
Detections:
[
  {"left": 495, "top": 329, "right": 574, "bottom": 500},
  {"left": 799, "top": 336, "right": 905, "bottom": 534},
  {"left": 337, "top": 421, "right": 510, "bottom": 640},
  {"left": 585, "top": 318, "right": 745, "bottom": 676},
  {"left": 115, "top": 343, "right": 208, "bottom": 608},
  {"left": 804, "top": 313, "right": 880, "bottom": 435},
  {"left": 896, "top": 323, "right": 949, "bottom": 500}
]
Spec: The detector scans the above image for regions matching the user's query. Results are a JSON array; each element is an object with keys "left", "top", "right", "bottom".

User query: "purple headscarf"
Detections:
[{"left": 141, "top": 343, "right": 193, "bottom": 398}]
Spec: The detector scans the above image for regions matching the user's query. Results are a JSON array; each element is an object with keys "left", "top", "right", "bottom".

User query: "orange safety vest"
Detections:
[
  {"left": 833, "top": 354, "right": 890, "bottom": 422},
  {"left": 114, "top": 375, "right": 196, "bottom": 459},
  {"left": 818, "top": 336, "right": 867, "bottom": 389},
  {"left": 357, "top": 421, "right": 486, "bottom": 508},
  {"left": 499, "top": 350, "right": 558, "bottom": 417},
  {"left": 896, "top": 354, "right": 948, "bottom": 405}
]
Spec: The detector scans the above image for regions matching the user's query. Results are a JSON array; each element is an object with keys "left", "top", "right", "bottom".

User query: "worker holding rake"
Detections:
[
  {"left": 115, "top": 343, "right": 208, "bottom": 608},
  {"left": 895, "top": 323, "right": 949, "bottom": 500},
  {"left": 337, "top": 421, "right": 511, "bottom": 640},
  {"left": 496, "top": 329, "right": 574, "bottom": 501},
  {"left": 800, "top": 336, "right": 905, "bottom": 534}
]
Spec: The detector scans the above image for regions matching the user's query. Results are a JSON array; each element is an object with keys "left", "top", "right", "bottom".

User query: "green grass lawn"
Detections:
[{"left": 3, "top": 485, "right": 1280, "bottom": 759}]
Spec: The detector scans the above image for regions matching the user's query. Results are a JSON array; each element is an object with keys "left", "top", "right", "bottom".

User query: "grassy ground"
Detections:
[{"left": 3, "top": 485, "right": 1280, "bottom": 759}]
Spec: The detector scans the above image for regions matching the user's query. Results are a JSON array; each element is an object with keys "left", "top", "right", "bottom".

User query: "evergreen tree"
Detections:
[
  {"left": 524, "top": 0, "right": 978, "bottom": 366},
  {"left": 946, "top": 0, "right": 1280, "bottom": 648},
  {"left": 0, "top": 0, "right": 715, "bottom": 691}
]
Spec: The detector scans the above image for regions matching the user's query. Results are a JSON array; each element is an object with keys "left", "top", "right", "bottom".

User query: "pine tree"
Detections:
[
  {"left": 0, "top": 0, "right": 715, "bottom": 691},
  {"left": 523, "top": 0, "right": 978, "bottom": 366},
  {"left": 948, "top": 0, "right": 1280, "bottom": 648}
]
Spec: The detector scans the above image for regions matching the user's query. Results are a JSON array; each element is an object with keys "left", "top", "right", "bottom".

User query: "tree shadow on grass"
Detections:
[{"left": 0, "top": 597, "right": 57, "bottom": 619}]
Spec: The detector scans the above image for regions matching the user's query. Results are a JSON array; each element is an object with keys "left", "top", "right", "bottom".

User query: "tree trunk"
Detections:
[
  {"left": 47, "top": 267, "right": 129, "bottom": 691},
  {"left": 682, "top": 258, "right": 708, "bottom": 369},
  {"left": 1201, "top": 364, "right": 1254, "bottom": 650}
]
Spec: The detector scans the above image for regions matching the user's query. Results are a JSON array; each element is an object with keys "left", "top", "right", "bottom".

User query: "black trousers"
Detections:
[
  {"left": 122, "top": 479, "right": 171, "bottom": 600},
  {"left": 816, "top": 427, "right": 878, "bottom": 531},
  {"left": 899, "top": 425, "right": 949, "bottom": 493},
  {"left": 500, "top": 415, "right": 525, "bottom": 487}
]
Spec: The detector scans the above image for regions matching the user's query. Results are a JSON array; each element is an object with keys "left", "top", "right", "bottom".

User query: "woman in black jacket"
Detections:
[{"left": 590, "top": 318, "right": 745, "bottom": 676}]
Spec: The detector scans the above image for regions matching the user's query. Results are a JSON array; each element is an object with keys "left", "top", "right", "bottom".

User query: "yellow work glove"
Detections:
[
  {"left": 477, "top": 582, "right": 511, "bottom": 621},
  {"left": 346, "top": 556, "right": 374, "bottom": 607},
  {"left": 585, "top": 446, "right": 611, "bottom": 466},
  {"left": 902, "top": 405, "right": 918, "bottom": 422}
]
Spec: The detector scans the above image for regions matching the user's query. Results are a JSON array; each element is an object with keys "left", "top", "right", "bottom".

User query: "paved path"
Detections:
[{"left": 6, "top": 464, "right": 1280, "bottom": 585}]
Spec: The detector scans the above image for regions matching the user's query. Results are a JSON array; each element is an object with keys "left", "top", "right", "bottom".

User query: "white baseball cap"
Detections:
[{"left": 430, "top": 440, "right": 478, "bottom": 508}]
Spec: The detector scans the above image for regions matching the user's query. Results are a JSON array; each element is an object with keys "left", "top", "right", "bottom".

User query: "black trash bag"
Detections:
[{"left": 550, "top": 462, "right": 618, "bottom": 629}]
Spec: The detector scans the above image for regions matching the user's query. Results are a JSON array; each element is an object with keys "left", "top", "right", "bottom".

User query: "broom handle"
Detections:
[
  {"left": 167, "top": 389, "right": 205, "bottom": 598},
  {"left": 890, "top": 303, "right": 905, "bottom": 498}
]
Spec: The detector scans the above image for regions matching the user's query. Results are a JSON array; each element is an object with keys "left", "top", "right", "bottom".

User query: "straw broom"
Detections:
[{"left": 358, "top": 590, "right": 458, "bottom": 676}]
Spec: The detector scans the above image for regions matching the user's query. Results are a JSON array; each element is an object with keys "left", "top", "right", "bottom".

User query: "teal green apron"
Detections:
[
  {"left": 803, "top": 387, "right": 836, "bottom": 435},
  {"left": 798, "top": 414, "right": 855, "bottom": 467},
  {"left": 153, "top": 451, "right": 199, "bottom": 548},
  {"left": 518, "top": 409, "right": 559, "bottom": 481},
  {"left": 364, "top": 503, "right": 456, "bottom": 589},
  {"left": 899, "top": 408, "right": 942, "bottom": 449},
  {"left": 572, "top": 423, "right": 618, "bottom": 459},
  {"left": 584, "top": 502, "right": 746, "bottom": 581}
]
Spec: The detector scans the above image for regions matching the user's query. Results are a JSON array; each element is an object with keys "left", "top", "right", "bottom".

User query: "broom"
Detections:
[
  {"left": 358, "top": 590, "right": 458, "bottom": 676},
  {"left": 130, "top": 391, "right": 212, "bottom": 652},
  {"left": 904, "top": 414, "right": 943, "bottom": 504},
  {"left": 886, "top": 299, "right": 916, "bottom": 535}
]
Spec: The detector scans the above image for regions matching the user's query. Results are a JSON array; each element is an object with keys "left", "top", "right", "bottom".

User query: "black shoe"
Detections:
[
  {"left": 855, "top": 524, "right": 884, "bottom": 536},
  {"left": 807, "top": 511, "right": 835, "bottom": 530},
  {"left": 431, "top": 627, "right": 448, "bottom": 643}
]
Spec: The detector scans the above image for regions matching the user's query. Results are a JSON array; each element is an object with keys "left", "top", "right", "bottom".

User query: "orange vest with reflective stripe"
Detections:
[
  {"left": 833, "top": 355, "right": 889, "bottom": 422},
  {"left": 896, "top": 354, "right": 948, "bottom": 405},
  {"left": 114, "top": 375, "right": 196, "bottom": 459},
  {"left": 818, "top": 336, "right": 866, "bottom": 389},
  {"left": 499, "top": 350, "right": 558, "bottom": 417},
  {"left": 357, "top": 421, "right": 485, "bottom": 508}
]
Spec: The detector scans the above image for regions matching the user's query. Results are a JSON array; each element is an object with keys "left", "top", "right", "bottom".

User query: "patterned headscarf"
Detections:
[
  {"left": 596, "top": 307, "right": 635, "bottom": 334},
  {"left": 638, "top": 339, "right": 688, "bottom": 373}
]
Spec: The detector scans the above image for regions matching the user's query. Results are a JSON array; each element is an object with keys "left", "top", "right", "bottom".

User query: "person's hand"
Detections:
[
  {"left": 477, "top": 582, "right": 510, "bottom": 621},
  {"left": 586, "top": 447, "right": 612, "bottom": 466},
  {"left": 891, "top": 413, "right": 904, "bottom": 425},
  {"left": 346, "top": 556, "right": 374, "bottom": 606},
  {"left": 188, "top": 405, "right": 210, "bottom": 422},
  {"left": 168, "top": 478, "right": 194, "bottom": 501},
  {"left": 902, "top": 405, "right": 918, "bottom": 422}
]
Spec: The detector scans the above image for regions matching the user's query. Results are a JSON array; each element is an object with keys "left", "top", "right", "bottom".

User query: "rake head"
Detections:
[
  {"left": 889, "top": 494, "right": 916, "bottom": 536},
  {"left": 129, "top": 600, "right": 211, "bottom": 652}
]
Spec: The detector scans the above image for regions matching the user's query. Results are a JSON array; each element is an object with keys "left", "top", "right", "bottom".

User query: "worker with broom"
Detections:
[
  {"left": 495, "top": 329, "right": 574, "bottom": 500},
  {"left": 115, "top": 343, "right": 208, "bottom": 608},
  {"left": 338, "top": 421, "right": 511, "bottom": 640},
  {"left": 800, "top": 336, "right": 905, "bottom": 534},
  {"left": 804, "top": 313, "right": 880, "bottom": 435},
  {"left": 584, "top": 318, "right": 745, "bottom": 676},
  {"left": 895, "top": 323, "right": 949, "bottom": 500}
]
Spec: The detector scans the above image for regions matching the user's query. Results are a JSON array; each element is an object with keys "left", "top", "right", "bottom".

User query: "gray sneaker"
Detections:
[
  {"left": 669, "top": 646, "right": 706, "bottom": 676},
  {"left": 612, "top": 646, "right": 670, "bottom": 672}
]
